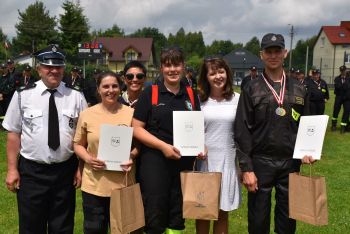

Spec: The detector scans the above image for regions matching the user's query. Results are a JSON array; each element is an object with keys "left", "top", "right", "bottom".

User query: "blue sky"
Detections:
[{"left": 1, "top": 0, "right": 349, "bottom": 48}]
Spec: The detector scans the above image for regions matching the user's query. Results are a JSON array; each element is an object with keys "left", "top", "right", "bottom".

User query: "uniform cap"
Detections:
[
  {"left": 261, "top": 33, "right": 285, "bottom": 50},
  {"left": 250, "top": 66, "right": 257, "bottom": 71},
  {"left": 7, "top": 59, "right": 14, "bottom": 64},
  {"left": 0, "top": 63, "right": 7, "bottom": 69},
  {"left": 33, "top": 44, "right": 65, "bottom": 66},
  {"left": 24, "top": 65, "right": 32, "bottom": 71},
  {"left": 290, "top": 67, "right": 296, "bottom": 72},
  {"left": 71, "top": 66, "right": 79, "bottom": 72},
  {"left": 312, "top": 69, "right": 321, "bottom": 74}
]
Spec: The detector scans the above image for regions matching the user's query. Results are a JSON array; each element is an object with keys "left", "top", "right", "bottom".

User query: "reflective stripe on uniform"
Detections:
[
  {"left": 340, "top": 122, "right": 347, "bottom": 126},
  {"left": 291, "top": 108, "right": 301, "bottom": 121},
  {"left": 332, "top": 117, "right": 337, "bottom": 121},
  {"left": 165, "top": 228, "right": 183, "bottom": 234}
]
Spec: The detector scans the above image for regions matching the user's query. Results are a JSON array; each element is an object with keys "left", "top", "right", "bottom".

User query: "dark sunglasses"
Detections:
[{"left": 125, "top": 73, "right": 145, "bottom": 80}]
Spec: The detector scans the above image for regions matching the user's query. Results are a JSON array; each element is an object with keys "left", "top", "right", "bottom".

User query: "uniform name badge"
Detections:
[{"left": 262, "top": 71, "right": 287, "bottom": 117}]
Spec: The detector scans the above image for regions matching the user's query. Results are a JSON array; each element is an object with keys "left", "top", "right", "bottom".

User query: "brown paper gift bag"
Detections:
[
  {"left": 289, "top": 172, "right": 328, "bottom": 226},
  {"left": 180, "top": 160, "right": 222, "bottom": 220},
  {"left": 110, "top": 180, "right": 145, "bottom": 234}
]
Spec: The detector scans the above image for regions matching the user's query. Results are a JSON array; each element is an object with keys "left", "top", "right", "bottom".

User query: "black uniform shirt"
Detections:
[
  {"left": 334, "top": 75, "right": 350, "bottom": 99},
  {"left": 133, "top": 81, "right": 200, "bottom": 145},
  {"left": 305, "top": 78, "right": 329, "bottom": 101},
  {"left": 234, "top": 73, "right": 309, "bottom": 172}
]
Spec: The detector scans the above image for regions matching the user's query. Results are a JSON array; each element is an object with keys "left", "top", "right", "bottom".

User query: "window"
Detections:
[
  {"left": 345, "top": 53, "right": 350, "bottom": 64},
  {"left": 339, "top": 32, "right": 346, "bottom": 38},
  {"left": 126, "top": 51, "right": 136, "bottom": 62},
  {"left": 321, "top": 37, "right": 325, "bottom": 47}
]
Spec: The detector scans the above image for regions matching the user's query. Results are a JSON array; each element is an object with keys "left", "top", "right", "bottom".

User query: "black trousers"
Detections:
[
  {"left": 137, "top": 148, "right": 194, "bottom": 234},
  {"left": 248, "top": 157, "right": 300, "bottom": 234},
  {"left": 333, "top": 96, "right": 350, "bottom": 124},
  {"left": 309, "top": 101, "right": 325, "bottom": 115},
  {"left": 82, "top": 192, "right": 110, "bottom": 234},
  {"left": 17, "top": 156, "right": 78, "bottom": 234}
]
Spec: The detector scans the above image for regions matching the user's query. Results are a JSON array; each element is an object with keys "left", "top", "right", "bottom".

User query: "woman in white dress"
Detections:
[{"left": 196, "top": 57, "right": 241, "bottom": 234}]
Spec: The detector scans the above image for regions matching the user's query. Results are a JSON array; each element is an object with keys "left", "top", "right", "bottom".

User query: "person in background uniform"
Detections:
[
  {"left": 74, "top": 71, "right": 134, "bottom": 234},
  {"left": 132, "top": 46, "right": 205, "bottom": 234},
  {"left": 183, "top": 66, "right": 198, "bottom": 90},
  {"left": 119, "top": 61, "right": 147, "bottom": 108},
  {"left": 0, "top": 63, "right": 13, "bottom": 116},
  {"left": 13, "top": 65, "right": 36, "bottom": 90},
  {"left": 84, "top": 68, "right": 100, "bottom": 106},
  {"left": 241, "top": 66, "right": 258, "bottom": 90},
  {"left": 63, "top": 66, "right": 85, "bottom": 92},
  {"left": 196, "top": 57, "right": 241, "bottom": 234},
  {"left": 289, "top": 67, "right": 297, "bottom": 80},
  {"left": 234, "top": 33, "right": 313, "bottom": 234},
  {"left": 7, "top": 59, "right": 16, "bottom": 77},
  {"left": 3, "top": 45, "right": 87, "bottom": 234},
  {"left": 331, "top": 65, "right": 350, "bottom": 133},
  {"left": 305, "top": 69, "right": 329, "bottom": 115},
  {"left": 296, "top": 69, "right": 306, "bottom": 85}
]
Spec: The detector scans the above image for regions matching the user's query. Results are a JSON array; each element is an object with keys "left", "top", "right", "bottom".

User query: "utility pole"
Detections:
[{"left": 288, "top": 24, "right": 294, "bottom": 72}]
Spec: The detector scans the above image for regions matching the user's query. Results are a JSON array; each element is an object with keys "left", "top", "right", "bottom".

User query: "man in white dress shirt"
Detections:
[{"left": 3, "top": 44, "right": 87, "bottom": 234}]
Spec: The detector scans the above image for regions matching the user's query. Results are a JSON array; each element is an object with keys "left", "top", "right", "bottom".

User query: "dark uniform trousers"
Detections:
[
  {"left": 248, "top": 157, "right": 300, "bottom": 234},
  {"left": 333, "top": 96, "right": 350, "bottom": 124},
  {"left": 137, "top": 147, "right": 194, "bottom": 234},
  {"left": 17, "top": 155, "right": 78, "bottom": 234},
  {"left": 309, "top": 101, "right": 325, "bottom": 115}
]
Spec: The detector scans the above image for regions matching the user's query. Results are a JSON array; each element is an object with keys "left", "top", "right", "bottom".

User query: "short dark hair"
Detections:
[
  {"left": 160, "top": 46, "right": 184, "bottom": 66},
  {"left": 198, "top": 58, "right": 234, "bottom": 102},
  {"left": 123, "top": 60, "right": 147, "bottom": 76}
]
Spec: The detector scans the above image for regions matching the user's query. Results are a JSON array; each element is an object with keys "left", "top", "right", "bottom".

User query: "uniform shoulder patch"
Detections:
[
  {"left": 16, "top": 83, "right": 36, "bottom": 92},
  {"left": 295, "top": 96, "right": 304, "bottom": 105}
]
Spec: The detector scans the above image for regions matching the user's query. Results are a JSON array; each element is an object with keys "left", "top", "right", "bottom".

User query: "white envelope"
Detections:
[
  {"left": 97, "top": 124, "right": 133, "bottom": 171},
  {"left": 173, "top": 111, "right": 204, "bottom": 156},
  {"left": 293, "top": 115, "right": 329, "bottom": 160}
]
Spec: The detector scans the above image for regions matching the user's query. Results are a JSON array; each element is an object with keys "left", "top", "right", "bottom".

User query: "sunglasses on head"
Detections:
[
  {"left": 125, "top": 73, "right": 145, "bottom": 80},
  {"left": 161, "top": 45, "right": 183, "bottom": 53},
  {"left": 204, "top": 54, "right": 223, "bottom": 62}
]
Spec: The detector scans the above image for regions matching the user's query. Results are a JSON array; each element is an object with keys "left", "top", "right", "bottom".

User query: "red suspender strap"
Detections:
[
  {"left": 186, "top": 86, "right": 195, "bottom": 109},
  {"left": 151, "top": 84, "right": 158, "bottom": 106}
]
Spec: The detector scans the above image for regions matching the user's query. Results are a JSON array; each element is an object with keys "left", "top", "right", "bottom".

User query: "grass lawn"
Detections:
[{"left": 0, "top": 90, "right": 349, "bottom": 233}]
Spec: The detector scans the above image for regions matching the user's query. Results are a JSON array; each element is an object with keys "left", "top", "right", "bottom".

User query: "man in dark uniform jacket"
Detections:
[
  {"left": 331, "top": 65, "right": 350, "bottom": 133},
  {"left": 0, "top": 63, "right": 13, "bottom": 116},
  {"left": 305, "top": 69, "right": 329, "bottom": 115},
  {"left": 182, "top": 66, "right": 197, "bottom": 90},
  {"left": 241, "top": 66, "right": 258, "bottom": 90},
  {"left": 234, "top": 33, "right": 312, "bottom": 234},
  {"left": 63, "top": 66, "right": 85, "bottom": 92},
  {"left": 84, "top": 68, "right": 100, "bottom": 106},
  {"left": 13, "top": 65, "right": 36, "bottom": 90}
]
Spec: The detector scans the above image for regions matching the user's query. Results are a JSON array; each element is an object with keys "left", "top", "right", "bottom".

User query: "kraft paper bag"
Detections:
[
  {"left": 180, "top": 170, "right": 222, "bottom": 220},
  {"left": 289, "top": 172, "right": 328, "bottom": 226},
  {"left": 110, "top": 183, "right": 145, "bottom": 234}
]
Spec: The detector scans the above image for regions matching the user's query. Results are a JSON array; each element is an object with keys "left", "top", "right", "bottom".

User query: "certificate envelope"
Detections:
[
  {"left": 173, "top": 111, "right": 204, "bottom": 156},
  {"left": 293, "top": 115, "right": 329, "bottom": 160},
  {"left": 97, "top": 124, "right": 133, "bottom": 171}
]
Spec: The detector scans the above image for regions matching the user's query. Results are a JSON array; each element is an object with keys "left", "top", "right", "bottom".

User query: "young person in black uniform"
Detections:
[
  {"left": 331, "top": 65, "right": 350, "bottom": 133},
  {"left": 63, "top": 66, "right": 85, "bottom": 92},
  {"left": 305, "top": 69, "right": 329, "bottom": 115},
  {"left": 241, "top": 66, "right": 258, "bottom": 90},
  {"left": 182, "top": 66, "right": 197, "bottom": 90},
  {"left": 234, "top": 33, "right": 314, "bottom": 234},
  {"left": 132, "top": 46, "right": 205, "bottom": 234},
  {"left": 3, "top": 45, "right": 87, "bottom": 234}
]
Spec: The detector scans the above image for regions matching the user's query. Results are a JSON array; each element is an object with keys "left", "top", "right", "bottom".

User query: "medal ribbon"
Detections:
[{"left": 262, "top": 71, "right": 286, "bottom": 107}]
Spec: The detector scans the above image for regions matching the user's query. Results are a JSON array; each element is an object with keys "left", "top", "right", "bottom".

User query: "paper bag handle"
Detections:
[
  {"left": 192, "top": 158, "right": 209, "bottom": 172},
  {"left": 122, "top": 171, "right": 136, "bottom": 188}
]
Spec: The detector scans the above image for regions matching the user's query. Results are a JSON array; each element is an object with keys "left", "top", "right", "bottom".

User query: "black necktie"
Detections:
[{"left": 47, "top": 89, "right": 60, "bottom": 150}]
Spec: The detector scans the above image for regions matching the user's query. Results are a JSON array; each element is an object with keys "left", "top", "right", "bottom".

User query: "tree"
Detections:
[
  {"left": 0, "top": 28, "right": 10, "bottom": 60},
  {"left": 12, "top": 1, "right": 59, "bottom": 55},
  {"left": 94, "top": 24, "right": 125, "bottom": 37},
  {"left": 59, "top": 0, "right": 90, "bottom": 63},
  {"left": 287, "top": 35, "right": 317, "bottom": 72},
  {"left": 244, "top": 36, "right": 260, "bottom": 56},
  {"left": 206, "top": 40, "right": 243, "bottom": 56}
]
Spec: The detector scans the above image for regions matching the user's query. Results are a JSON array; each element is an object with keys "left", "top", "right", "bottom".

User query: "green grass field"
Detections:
[{"left": 0, "top": 90, "right": 349, "bottom": 233}]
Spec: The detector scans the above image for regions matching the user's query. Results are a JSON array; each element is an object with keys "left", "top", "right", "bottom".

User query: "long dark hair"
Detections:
[
  {"left": 198, "top": 58, "right": 234, "bottom": 102},
  {"left": 96, "top": 71, "right": 122, "bottom": 103}
]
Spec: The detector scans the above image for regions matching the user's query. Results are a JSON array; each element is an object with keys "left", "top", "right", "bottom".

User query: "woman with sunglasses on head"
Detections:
[
  {"left": 73, "top": 71, "right": 136, "bottom": 234},
  {"left": 132, "top": 46, "right": 204, "bottom": 234},
  {"left": 119, "top": 61, "right": 147, "bottom": 108},
  {"left": 196, "top": 57, "right": 241, "bottom": 234}
]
